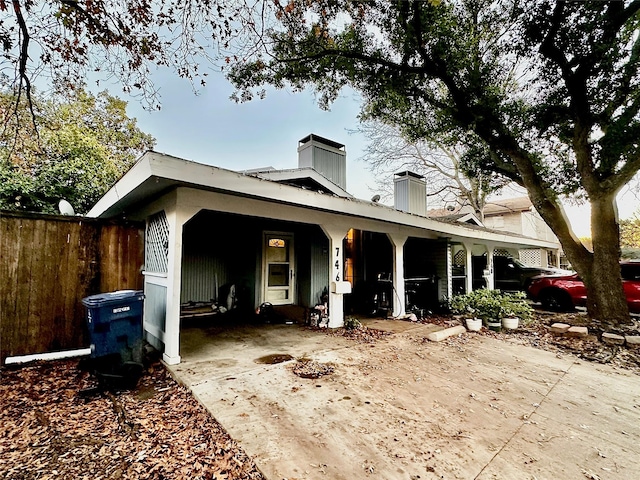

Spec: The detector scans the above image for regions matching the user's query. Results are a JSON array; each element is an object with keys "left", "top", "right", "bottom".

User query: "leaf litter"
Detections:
[{"left": 0, "top": 360, "right": 265, "bottom": 480}]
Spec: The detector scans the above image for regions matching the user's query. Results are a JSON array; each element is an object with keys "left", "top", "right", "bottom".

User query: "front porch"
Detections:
[{"left": 87, "top": 152, "right": 560, "bottom": 366}]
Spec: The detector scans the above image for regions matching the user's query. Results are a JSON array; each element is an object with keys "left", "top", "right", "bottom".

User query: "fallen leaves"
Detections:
[
  {"left": 422, "top": 311, "right": 640, "bottom": 375},
  {"left": 0, "top": 360, "right": 265, "bottom": 480},
  {"left": 318, "top": 324, "right": 392, "bottom": 343},
  {"left": 290, "top": 359, "right": 335, "bottom": 379}
]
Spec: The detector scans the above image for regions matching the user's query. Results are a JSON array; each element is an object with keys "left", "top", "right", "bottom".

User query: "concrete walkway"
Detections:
[{"left": 168, "top": 320, "right": 640, "bottom": 479}]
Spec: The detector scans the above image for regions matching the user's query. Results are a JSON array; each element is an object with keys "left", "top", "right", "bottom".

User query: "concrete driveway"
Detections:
[{"left": 168, "top": 320, "right": 640, "bottom": 479}]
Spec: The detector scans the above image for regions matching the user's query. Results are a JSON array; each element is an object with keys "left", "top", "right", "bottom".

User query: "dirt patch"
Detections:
[
  {"left": 254, "top": 353, "right": 294, "bottom": 364},
  {"left": 482, "top": 311, "right": 640, "bottom": 375},
  {"left": 371, "top": 310, "right": 640, "bottom": 375},
  {"left": 315, "top": 323, "right": 394, "bottom": 343}
]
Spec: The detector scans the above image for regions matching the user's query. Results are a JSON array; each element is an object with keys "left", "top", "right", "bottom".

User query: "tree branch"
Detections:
[{"left": 11, "top": 0, "right": 36, "bottom": 133}]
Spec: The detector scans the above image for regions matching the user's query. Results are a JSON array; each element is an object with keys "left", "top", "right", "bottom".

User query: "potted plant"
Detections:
[
  {"left": 471, "top": 289, "right": 504, "bottom": 331},
  {"left": 500, "top": 291, "right": 533, "bottom": 329},
  {"left": 450, "top": 289, "right": 534, "bottom": 332},
  {"left": 448, "top": 291, "right": 482, "bottom": 331}
]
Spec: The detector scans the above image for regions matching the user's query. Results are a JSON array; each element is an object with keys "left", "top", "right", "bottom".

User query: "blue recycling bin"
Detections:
[{"left": 82, "top": 290, "right": 144, "bottom": 359}]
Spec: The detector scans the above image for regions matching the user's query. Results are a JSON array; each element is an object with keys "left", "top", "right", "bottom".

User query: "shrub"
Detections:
[{"left": 448, "top": 289, "right": 533, "bottom": 323}]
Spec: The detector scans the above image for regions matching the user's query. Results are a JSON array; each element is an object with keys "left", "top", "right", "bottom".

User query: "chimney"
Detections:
[
  {"left": 394, "top": 171, "right": 427, "bottom": 216},
  {"left": 298, "top": 134, "right": 347, "bottom": 190}
]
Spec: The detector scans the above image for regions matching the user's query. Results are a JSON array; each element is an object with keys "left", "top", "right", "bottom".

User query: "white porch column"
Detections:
[
  {"left": 485, "top": 244, "right": 496, "bottom": 290},
  {"left": 463, "top": 241, "right": 474, "bottom": 293},
  {"left": 162, "top": 205, "right": 199, "bottom": 365},
  {"left": 320, "top": 225, "right": 350, "bottom": 328},
  {"left": 388, "top": 233, "right": 408, "bottom": 317}
]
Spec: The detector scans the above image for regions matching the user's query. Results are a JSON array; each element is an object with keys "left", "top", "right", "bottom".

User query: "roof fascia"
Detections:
[{"left": 88, "top": 152, "right": 559, "bottom": 249}]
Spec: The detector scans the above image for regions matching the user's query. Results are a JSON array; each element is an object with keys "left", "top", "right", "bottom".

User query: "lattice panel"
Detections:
[
  {"left": 519, "top": 249, "right": 542, "bottom": 267},
  {"left": 145, "top": 211, "right": 169, "bottom": 273},
  {"left": 494, "top": 249, "right": 510, "bottom": 257},
  {"left": 453, "top": 249, "right": 466, "bottom": 266}
]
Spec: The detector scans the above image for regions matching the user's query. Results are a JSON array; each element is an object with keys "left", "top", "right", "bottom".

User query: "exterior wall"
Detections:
[
  {"left": 179, "top": 210, "right": 328, "bottom": 310},
  {"left": 484, "top": 209, "right": 560, "bottom": 267},
  {"left": 485, "top": 212, "right": 523, "bottom": 235},
  {"left": 432, "top": 241, "right": 450, "bottom": 304},
  {"left": 180, "top": 211, "right": 264, "bottom": 310},
  {"left": 521, "top": 211, "right": 538, "bottom": 238},
  {"left": 144, "top": 281, "right": 167, "bottom": 351},
  {"left": 309, "top": 232, "right": 329, "bottom": 306},
  {"left": 526, "top": 211, "right": 557, "bottom": 242},
  {"left": 485, "top": 209, "right": 557, "bottom": 244},
  {"left": 181, "top": 245, "right": 230, "bottom": 304}
]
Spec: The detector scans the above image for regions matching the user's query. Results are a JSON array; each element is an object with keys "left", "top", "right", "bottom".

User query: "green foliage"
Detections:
[
  {"left": 620, "top": 214, "right": 640, "bottom": 250},
  {"left": 0, "top": 89, "right": 155, "bottom": 214},
  {"left": 449, "top": 289, "right": 532, "bottom": 322},
  {"left": 343, "top": 316, "right": 362, "bottom": 330},
  {"left": 228, "top": 0, "right": 640, "bottom": 324},
  {"left": 622, "top": 248, "right": 640, "bottom": 260}
]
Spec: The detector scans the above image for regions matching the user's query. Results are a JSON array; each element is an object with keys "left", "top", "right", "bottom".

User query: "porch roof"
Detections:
[
  {"left": 87, "top": 151, "right": 559, "bottom": 250},
  {"left": 243, "top": 166, "right": 352, "bottom": 198}
]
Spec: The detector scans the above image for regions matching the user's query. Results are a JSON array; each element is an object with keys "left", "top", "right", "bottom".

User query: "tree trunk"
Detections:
[
  {"left": 507, "top": 154, "right": 630, "bottom": 328},
  {"left": 583, "top": 195, "right": 630, "bottom": 327}
]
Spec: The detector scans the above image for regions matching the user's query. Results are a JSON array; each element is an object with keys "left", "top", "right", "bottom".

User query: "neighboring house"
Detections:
[
  {"left": 430, "top": 196, "right": 564, "bottom": 270},
  {"left": 482, "top": 197, "right": 562, "bottom": 268},
  {"left": 87, "top": 134, "right": 559, "bottom": 365}
]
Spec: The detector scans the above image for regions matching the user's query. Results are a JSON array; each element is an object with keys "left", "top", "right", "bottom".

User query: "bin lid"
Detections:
[{"left": 82, "top": 289, "right": 144, "bottom": 307}]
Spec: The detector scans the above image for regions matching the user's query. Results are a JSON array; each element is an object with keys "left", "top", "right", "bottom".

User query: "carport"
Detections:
[{"left": 88, "top": 150, "right": 559, "bottom": 365}]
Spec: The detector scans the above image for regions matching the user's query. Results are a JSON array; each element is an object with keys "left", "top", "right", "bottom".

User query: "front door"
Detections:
[{"left": 263, "top": 232, "right": 295, "bottom": 305}]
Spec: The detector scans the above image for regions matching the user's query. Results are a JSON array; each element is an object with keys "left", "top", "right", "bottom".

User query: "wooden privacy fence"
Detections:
[{"left": 0, "top": 211, "right": 145, "bottom": 363}]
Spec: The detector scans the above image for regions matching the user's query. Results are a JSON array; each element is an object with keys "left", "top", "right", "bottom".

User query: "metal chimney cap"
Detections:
[
  {"left": 394, "top": 170, "right": 424, "bottom": 179},
  {"left": 298, "top": 133, "right": 345, "bottom": 150}
]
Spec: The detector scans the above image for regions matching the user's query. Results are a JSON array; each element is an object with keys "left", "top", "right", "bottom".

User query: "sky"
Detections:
[
  {"left": 125, "top": 72, "right": 377, "bottom": 201},
  {"left": 119, "top": 69, "right": 640, "bottom": 239}
]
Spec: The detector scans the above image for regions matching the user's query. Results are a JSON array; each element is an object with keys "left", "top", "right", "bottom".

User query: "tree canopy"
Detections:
[
  {"left": 228, "top": 0, "right": 640, "bottom": 326},
  {"left": 0, "top": 88, "right": 155, "bottom": 214},
  {"left": 0, "top": 0, "right": 246, "bottom": 112},
  {"left": 621, "top": 212, "right": 640, "bottom": 249}
]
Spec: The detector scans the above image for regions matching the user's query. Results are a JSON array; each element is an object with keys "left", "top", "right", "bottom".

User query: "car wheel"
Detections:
[{"left": 540, "top": 289, "right": 574, "bottom": 312}]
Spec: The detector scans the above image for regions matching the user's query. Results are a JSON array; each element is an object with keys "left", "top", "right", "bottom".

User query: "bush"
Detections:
[{"left": 448, "top": 289, "right": 533, "bottom": 323}]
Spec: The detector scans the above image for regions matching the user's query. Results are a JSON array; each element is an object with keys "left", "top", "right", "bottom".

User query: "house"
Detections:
[
  {"left": 482, "top": 197, "right": 562, "bottom": 268},
  {"left": 87, "top": 135, "right": 559, "bottom": 365},
  {"left": 430, "top": 196, "right": 564, "bottom": 270}
]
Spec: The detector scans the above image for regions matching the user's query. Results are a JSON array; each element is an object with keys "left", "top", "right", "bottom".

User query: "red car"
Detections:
[{"left": 527, "top": 262, "right": 640, "bottom": 313}]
